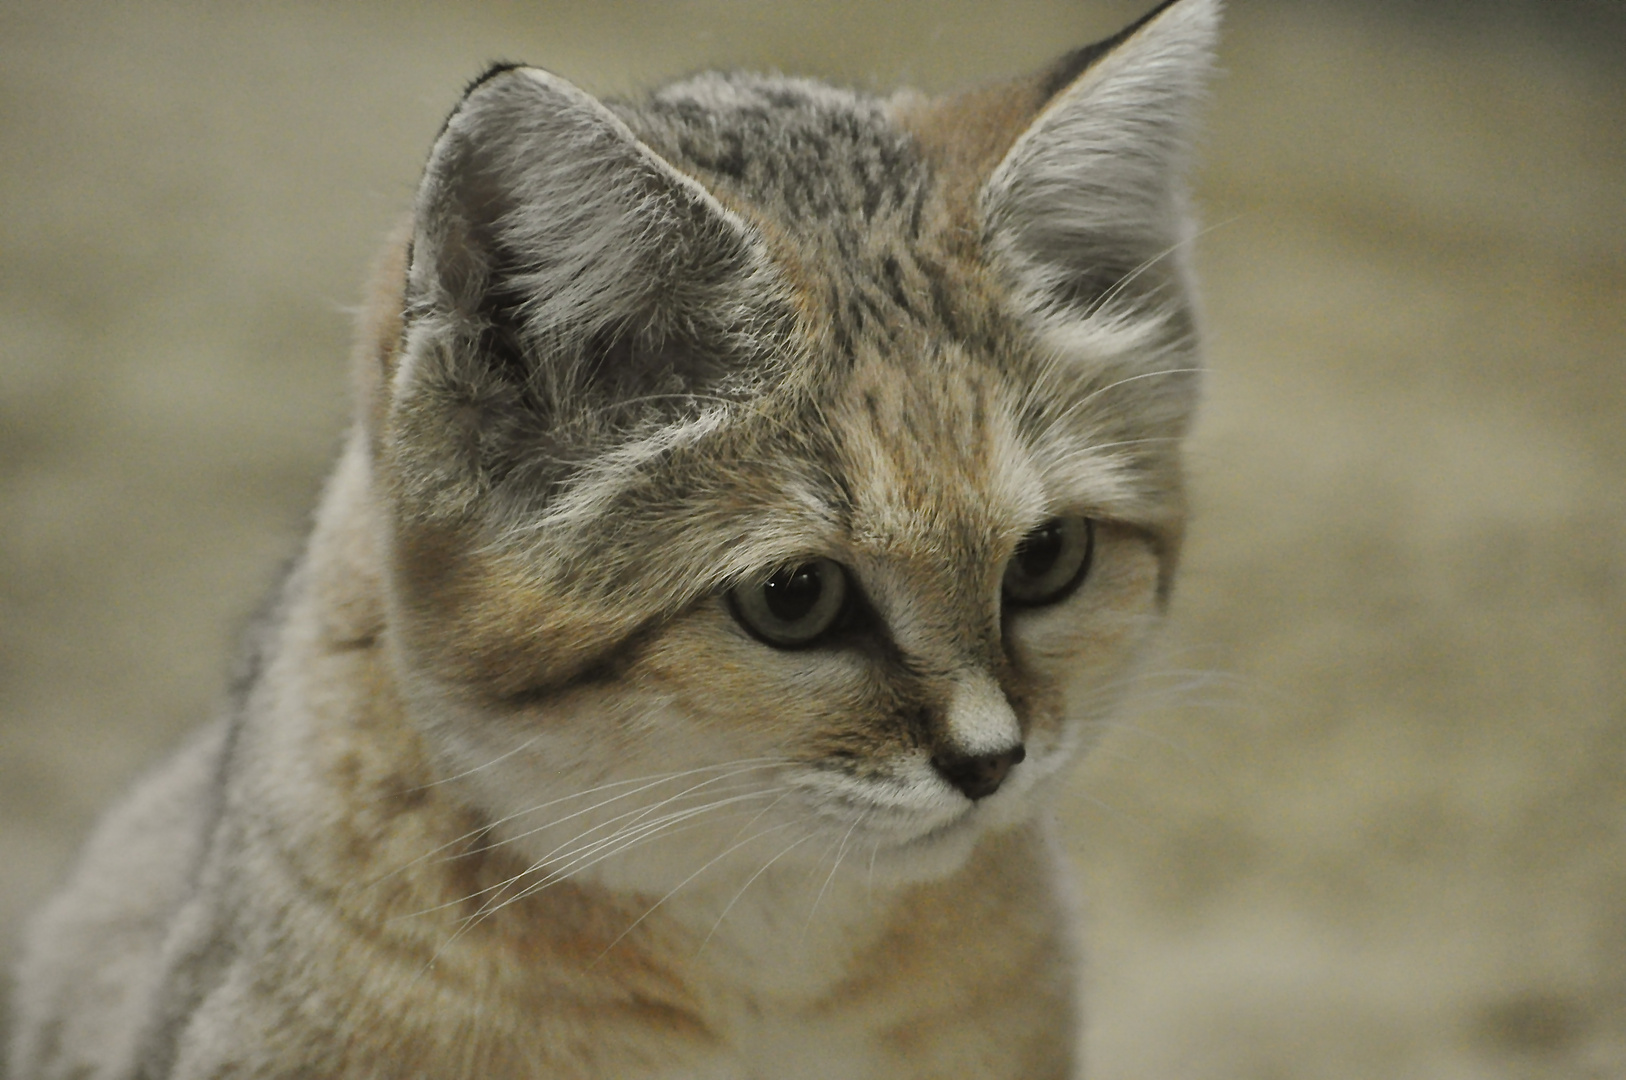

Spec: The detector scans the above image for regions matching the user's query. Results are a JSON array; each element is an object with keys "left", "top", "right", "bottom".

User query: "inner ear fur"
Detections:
[
  {"left": 900, "top": 0, "right": 1220, "bottom": 316},
  {"left": 390, "top": 65, "right": 788, "bottom": 493}
]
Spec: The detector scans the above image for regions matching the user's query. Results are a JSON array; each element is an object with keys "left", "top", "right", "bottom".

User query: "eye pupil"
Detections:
[
  {"left": 729, "top": 557, "right": 851, "bottom": 648},
  {"left": 764, "top": 564, "right": 823, "bottom": 621},
  {"left": 1016, "top": 521, "right": 1063, "bottom": 578},
  {"left": 1003, "top": 515, "right": 1094, "bottom": 608}
]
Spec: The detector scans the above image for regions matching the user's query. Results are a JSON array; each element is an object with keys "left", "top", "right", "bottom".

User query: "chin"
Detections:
[{"left": 862, "top": 792, "right": 1038, "bottom": 886}]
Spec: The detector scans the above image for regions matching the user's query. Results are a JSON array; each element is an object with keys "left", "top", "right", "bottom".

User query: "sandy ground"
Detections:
[{"left": 2, "top": 1, "right": 1623, "bottom": 1076}]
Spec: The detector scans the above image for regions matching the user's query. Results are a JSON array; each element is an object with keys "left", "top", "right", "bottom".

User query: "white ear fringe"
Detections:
[{"left": 981, "top": 0, "right": 1221, "bottom": 326}]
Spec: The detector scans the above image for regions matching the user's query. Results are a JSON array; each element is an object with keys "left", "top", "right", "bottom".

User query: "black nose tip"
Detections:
[{"left": 932, "top": 744, "right": 1026, "bottom": 801}]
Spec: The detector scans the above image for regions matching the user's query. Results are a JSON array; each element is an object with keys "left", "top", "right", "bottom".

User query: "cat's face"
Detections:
[
  {"left": 560, "top": 355, "right": 1165, "bottom": 871},
  {"left": 375, "top": 0, "right": 1214, "bottom": 892},
  {"left": 387, "top": 351, "right": 1169, "bottom": 890}
]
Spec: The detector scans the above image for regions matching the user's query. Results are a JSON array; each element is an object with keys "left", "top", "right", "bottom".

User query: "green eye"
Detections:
[
  {"left": 1003, "top": 516, "right": 1094, "bottom": 607},
  {"left": 729, "top": 558, "right": 850, "bottom": 648}
]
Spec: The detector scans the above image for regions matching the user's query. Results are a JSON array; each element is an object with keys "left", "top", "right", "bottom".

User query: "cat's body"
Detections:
[{"left": 9, "top": 2, "right": 1219, "bottom": 1076}]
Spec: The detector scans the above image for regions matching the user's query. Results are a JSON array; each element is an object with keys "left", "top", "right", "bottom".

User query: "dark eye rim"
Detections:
[
  {"left": 725, "top": 557, "right": 859, "bottom": 650},
  {"left": 1001, "top": 515, "right": 1096, "bottom": 609}
]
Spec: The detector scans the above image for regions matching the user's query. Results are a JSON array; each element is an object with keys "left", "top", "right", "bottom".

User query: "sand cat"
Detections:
[{"left": 9, "top": 0, "right": 1219, "bottom": 1075}]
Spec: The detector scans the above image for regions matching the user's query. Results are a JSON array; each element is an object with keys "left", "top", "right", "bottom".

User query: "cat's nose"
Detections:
[{"left": 932, "top": 744, "right": 1025, "bottom": 801}]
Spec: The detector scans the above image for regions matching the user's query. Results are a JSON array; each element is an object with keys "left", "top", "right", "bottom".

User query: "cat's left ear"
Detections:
[
  {"left": 981, "top": 0, "right": 1221, "bottom": 318},
  {"left": 381, "top": 65, "right": 790, "bottom": 512}
]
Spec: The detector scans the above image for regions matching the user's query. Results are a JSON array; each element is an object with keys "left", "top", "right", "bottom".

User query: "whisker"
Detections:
[
  {"left": 1085, "top": 214, "right": 1241, "bottom": 320},
  {"left": 591, "top": 819, "right": 806, "bottom": 966},
  {"left": 509, "top": 789, "right": 786, "bottom": 900},
  {"left": 802, "top": 814, "right": 863, "bottom": 941},
  {"left": 718, "top": 790, "right": 793, "bottom": 851},
  {"left": 1066, "top": 789, "right": 1158, "bottom": 837},
  {"left": 433, "top": 787, "right": 784, "bottom": 927},
  {"left": 697, "top": 830, "right": 817, "bottom": 957},
  {"left": 376, "top": 759, "right": 790, "bottom": 892},
  {"left": 470, "top": 762, "right": 785, "bottom": 862},
  {"left": 419, "top": 789, "right": 788, "bottom": 967},
  {"left": 1062, "top": 366, "right": 1205, "bottom": 418},
  {"left": 388, "top": 772, "right": 786, "bottom": 923},
  {"left": 400, "top": 735, "right": 542, "bottom": 795},
  {"left": 365, "top": 762, "right": 778, "bottom": 892},
  {"left": 1047, "top": 434, "right": 1183, "bottom": 465}
]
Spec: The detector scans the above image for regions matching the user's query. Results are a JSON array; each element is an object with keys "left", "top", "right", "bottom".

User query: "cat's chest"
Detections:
[{"left": 631, "top": 889, "right": 905, "bottom": 1079}]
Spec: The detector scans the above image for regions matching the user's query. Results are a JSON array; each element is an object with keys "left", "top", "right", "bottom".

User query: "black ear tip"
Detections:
[
  {"left": 1042, "top": 0, "right": 1203, "bottom": 100},
  {"left": 464, "top": 61, "right": 534, "bottom": 99},
  {"left": 424, "top": 62, "right": 541, "bottom": 151}
]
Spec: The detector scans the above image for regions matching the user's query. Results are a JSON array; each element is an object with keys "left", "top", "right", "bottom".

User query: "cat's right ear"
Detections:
[
  {"left": 980, "top": 0, "right": 1221, "bottom": 323},
  {"left": 387, "top": 65, "right": 780, "bottom": 501}
]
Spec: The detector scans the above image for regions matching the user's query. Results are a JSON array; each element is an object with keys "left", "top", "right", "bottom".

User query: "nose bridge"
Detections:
[
  {"left": 887, "top": 558, "right": 1022, "bottom": 756},
  {"left": 869, "top": 522, "right": 1013, "bottom": 694},
  {"left": 882, "top": 552, "right": 997, "bottom": 666}
]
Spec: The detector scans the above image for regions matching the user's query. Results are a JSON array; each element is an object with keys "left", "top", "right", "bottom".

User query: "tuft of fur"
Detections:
[{"left": 10, "top": 2, "right": 1220, "bottom": 1076}]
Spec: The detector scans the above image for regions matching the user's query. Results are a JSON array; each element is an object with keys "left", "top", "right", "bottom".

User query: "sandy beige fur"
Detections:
[{"left": 10, "top": 1, "right": 1218, "bottom": 1076}]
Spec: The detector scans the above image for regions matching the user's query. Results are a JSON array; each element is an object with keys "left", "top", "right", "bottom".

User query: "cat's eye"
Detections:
[
  {"left": 1002, "top": 515, "right": 1095, "bottom": 607},
  {"left": 729, "top": 558, "right": 850, "bottom": 648}
]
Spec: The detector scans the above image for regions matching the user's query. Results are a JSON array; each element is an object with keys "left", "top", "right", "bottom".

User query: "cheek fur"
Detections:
[
  {"left": 632, "top": 601, "right": 914, "bottom": 766},
  {"left": 1003, "top": 524, "right": 1164, "bottom": 750}
]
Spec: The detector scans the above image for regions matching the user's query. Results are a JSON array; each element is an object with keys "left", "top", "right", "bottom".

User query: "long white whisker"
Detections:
[
  {"left": 802, "top": 815, "right": 863, "bottom": 942},
  {"left": 393, "top": 780, "right": 784, "bottom": 925},
  {"left": 1086, "top": 214, "right": 1241, "bottom": 319},
  {"left": 721, "top": 791, "right": 791, "bottom": 849},
  {"left": 698, "top": 831, "right": 817, "bottom": 957},
  {"left": 513, "top": 790, "right": 785, "bottom": 897},
  {"left": 366, "top": 760, "right": 784, "bottom": 892},
  {"left": 1068, "top": 790, "right": 1157, "bottom": 837},
  {"left": 1048, "top": 435, "right": 1183, "bottom": 464},
  {"left": 483, "top": 766, "right": 782, "bottom": 865},
  {"left": 1064, "top": 366, "right": 1204, "bottom": 418},
  {"left": 420, "top": 790, "right": 787, "bottom": 966},
  {"left": 591, "top": 819, "right": 805, "bottom": 966},
  {"left": 467, "top": 761, "right": 789, "bottom": 856},
  {"left": 404, "top": 735, "right": 542, "bottom": 794},
  {"left": 450, "top": 787, "right": 784, "bottom": 926}
]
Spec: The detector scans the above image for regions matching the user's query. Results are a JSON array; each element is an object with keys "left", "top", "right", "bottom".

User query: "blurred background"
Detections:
[{"left": 2, "top": 1, "right": 1623, "bottom": 1075}]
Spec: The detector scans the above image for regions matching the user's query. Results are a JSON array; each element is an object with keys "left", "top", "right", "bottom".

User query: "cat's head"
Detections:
[{"left": 366, "top": 0, "right": 1219, "bottom": 891}]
